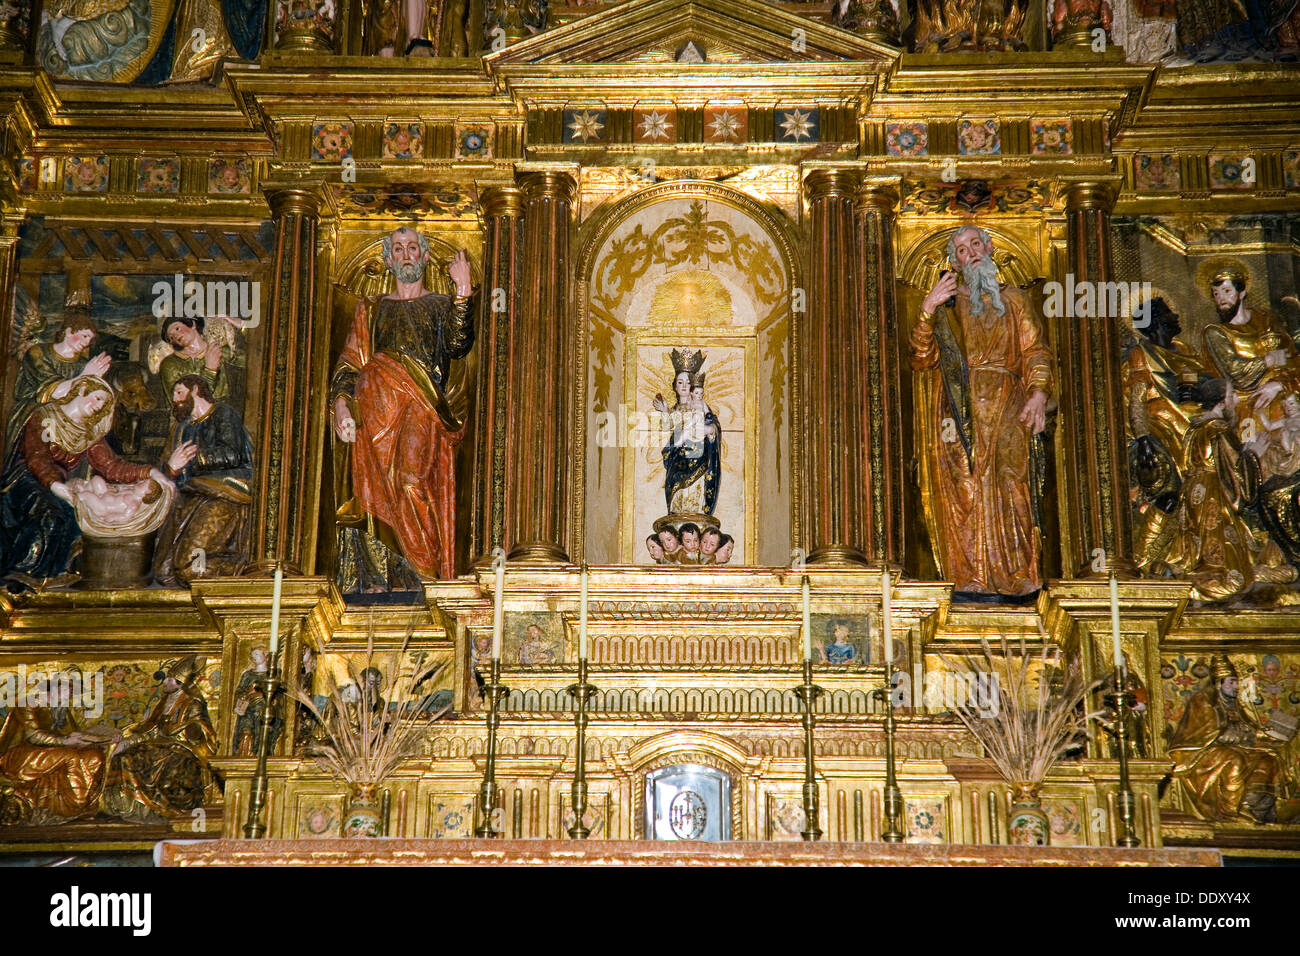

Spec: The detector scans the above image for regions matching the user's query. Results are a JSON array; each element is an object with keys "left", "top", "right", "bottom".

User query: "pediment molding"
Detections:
[
  {"left": 485, "top": 0, "right": 894, "bottom": 105},
  {"left": 489, "top": 0, "right": 897, "bottom": 66}
]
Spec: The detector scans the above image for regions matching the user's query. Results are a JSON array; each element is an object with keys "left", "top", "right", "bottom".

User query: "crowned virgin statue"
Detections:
[
  {"left": 641, "top": 348, "right": 738, "bottom": 567},
  {"left": 652, "top": 348, "right": 721, "bottom": 516}
]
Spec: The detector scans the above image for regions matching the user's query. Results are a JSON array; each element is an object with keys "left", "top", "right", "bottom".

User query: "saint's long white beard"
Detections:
[{"left": 961, "top": 255, "right": 1005, "bottom": 317}]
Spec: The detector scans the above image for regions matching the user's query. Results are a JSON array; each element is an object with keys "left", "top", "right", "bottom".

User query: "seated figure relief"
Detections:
[{"left": 1124, "top": 267, "right": 1300, "bottom": 602}]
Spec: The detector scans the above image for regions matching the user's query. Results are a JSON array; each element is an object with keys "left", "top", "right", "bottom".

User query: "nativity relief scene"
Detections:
[{"left": 0, "top": 0, "right": 1296, "bottom": 870}]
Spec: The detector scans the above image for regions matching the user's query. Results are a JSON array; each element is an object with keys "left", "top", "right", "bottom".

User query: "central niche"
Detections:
[
  {"left": 581, "top": 186, "right": 796, "bottom": 567},
  {"left": 628, "top": 270, "right": 750, "bottom": 568}
]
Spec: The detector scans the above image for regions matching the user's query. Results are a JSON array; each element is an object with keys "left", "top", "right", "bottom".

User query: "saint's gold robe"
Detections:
[
  {"left": 910, "top": 285, "right": 1053, "bottom": 595},
  {"left": 0, "top": 707, "right": 107, "bottom": 820}
]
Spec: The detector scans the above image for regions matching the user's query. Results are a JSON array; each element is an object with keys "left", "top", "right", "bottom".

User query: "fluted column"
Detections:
[
  {"left": 252, "top": 182, "right": 333, "bottom": 572},
  {"left": 802, "top": 167, "right": 868, "bottom": 565},
  {"left": 1059, "top": 180, "right": 1134, "bottom": 577},
  {"left": 506, "top": 167, "right": 576, "bottom": 562},
  {"left": 470, "top": 183, "right": 524, "bottom": 565},
  {"left": 855, "top": 177, "right": 905, "bottom": 569}
]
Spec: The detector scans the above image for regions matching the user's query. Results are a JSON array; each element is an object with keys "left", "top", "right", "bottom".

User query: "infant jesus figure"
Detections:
[{"left": 67, "top": 475, "right": 172, "bottom": 537}]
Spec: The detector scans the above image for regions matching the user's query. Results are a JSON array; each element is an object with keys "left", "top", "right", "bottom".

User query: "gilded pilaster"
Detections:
[
  {"left": 253, "top": 182, "right": 334, "bottom": 573},
  {"left": 855, "top": 177, "right": 904, "bottom": 568},
  {"left": 507, "top": 168, "right": 576, "bottom": 563},
  {"left": 802, "top": 167, "right": 868, "bottom": 565},
  {"left": 471, "top": 183, "right": 525, "bottom": 565},
  {"left": 0, "top": 208, "right": 26, "bottom": 368},
  {"left": 1059, "top": 179, "right": 1135, "bottom": 577}
]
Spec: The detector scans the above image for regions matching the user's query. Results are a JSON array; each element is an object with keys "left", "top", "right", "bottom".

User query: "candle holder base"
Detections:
[
  {"left": 1115, "top": 790, "right": 1142, "bottom": 848},
  {"left": 881, "top": 784, "right": 906, "bottom": 843},
  {"left": 799, "top": 780, "right": 823, "bottom": 842},
  {"left": 567, "top": 820, "right": 592, "bottom": 840}
]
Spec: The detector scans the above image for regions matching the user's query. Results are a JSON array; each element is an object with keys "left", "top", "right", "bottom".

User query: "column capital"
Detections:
[
  {"left": 479, "top": 182, "right": 526, "bottom": 219},
  {"left": 803, "top": 164, "right": 861, "bottom": 202},
  {"left": 0, "top": 204, "right": 27, "bottom": 241},
  {"left": 1061, "top": 178, "right": 1120, "bottom": 213},
  {"left": 516, "top": 164, "right": 579, "bottom": 204},
  {"left": 855, "top": 175, "right": 901, "bottom": 212},
  {"left": 261, "top": 179, "right": 335, "bottom": 220}
]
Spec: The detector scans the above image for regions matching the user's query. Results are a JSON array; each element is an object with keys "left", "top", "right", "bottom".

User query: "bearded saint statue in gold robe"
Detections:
[
  {"left": 910, "top": 225, "right": 1053, "bottom": 597},
  {"left": 1169, "top": 654, "right": 1293, "bottom": 823}
]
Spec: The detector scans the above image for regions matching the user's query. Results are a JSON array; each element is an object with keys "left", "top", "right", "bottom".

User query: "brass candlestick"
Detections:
[
  {"left": 794, "top": 658, "right": 824, "bottom": 840},
  {"left": 475, "top": 657, "right": 508, "bottom": 838},
  {"left": 242, "top": 663, "right": 283, "bottom": 839},
  {"left": 567, "top": 657, "right": 597, "bottom": 839},
  {"left": 872, "top": 657, "right": 906, "bottom": 843},
  {"left": 1106, "top": 685, "right": 1142, "bottom": 847}
]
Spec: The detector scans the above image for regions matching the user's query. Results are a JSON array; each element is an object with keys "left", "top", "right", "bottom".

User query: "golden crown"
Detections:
[{"left": 670, "top": 348, "right": 706, "bottom": 378}]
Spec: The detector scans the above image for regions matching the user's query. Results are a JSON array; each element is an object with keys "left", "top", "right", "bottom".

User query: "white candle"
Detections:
[
  {"left": 579, "top": 563, "right": 589, "bottom": 660},
  {"left": 801, "top": 576, "right": 812, "bottom": 662},
  {"left": 492, "top": 554, "right": 505, "bottom": 660},
  {"left": 882, "top": 568, "right": 892, "bottom": 668},
  {"left": 1109, "top": 573, "right": 1123, "bottom": 673},
  {"left": 269, "top": 563, "right": 283, "bottom": 656}
]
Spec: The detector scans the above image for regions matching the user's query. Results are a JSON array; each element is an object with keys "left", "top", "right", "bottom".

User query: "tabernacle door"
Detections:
[{"left": 645, "top": 764, "right": 732, "bottom": 841}]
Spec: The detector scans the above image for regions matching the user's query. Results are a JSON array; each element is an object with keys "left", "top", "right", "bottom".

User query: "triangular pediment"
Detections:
[{"left": 487, "top": 0, "right": 896, "bottom": 67}]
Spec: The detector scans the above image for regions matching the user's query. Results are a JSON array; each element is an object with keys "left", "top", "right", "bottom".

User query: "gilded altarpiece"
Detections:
[{"left": 1, "top": 0, "right": 1300, "bottom": 863}]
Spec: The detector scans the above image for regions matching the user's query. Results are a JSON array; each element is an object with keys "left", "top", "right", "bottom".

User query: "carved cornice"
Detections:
[{"left": 878, "top": 51, "right": 1152, "bottom": 107}]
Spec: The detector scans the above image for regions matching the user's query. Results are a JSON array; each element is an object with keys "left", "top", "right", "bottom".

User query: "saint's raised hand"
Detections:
[
  {"left": 922, "top": 272, "right": 958, "bottom": 316},
  {"left": 448, "top": 249, "right": 473, "bottom": 296}
]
